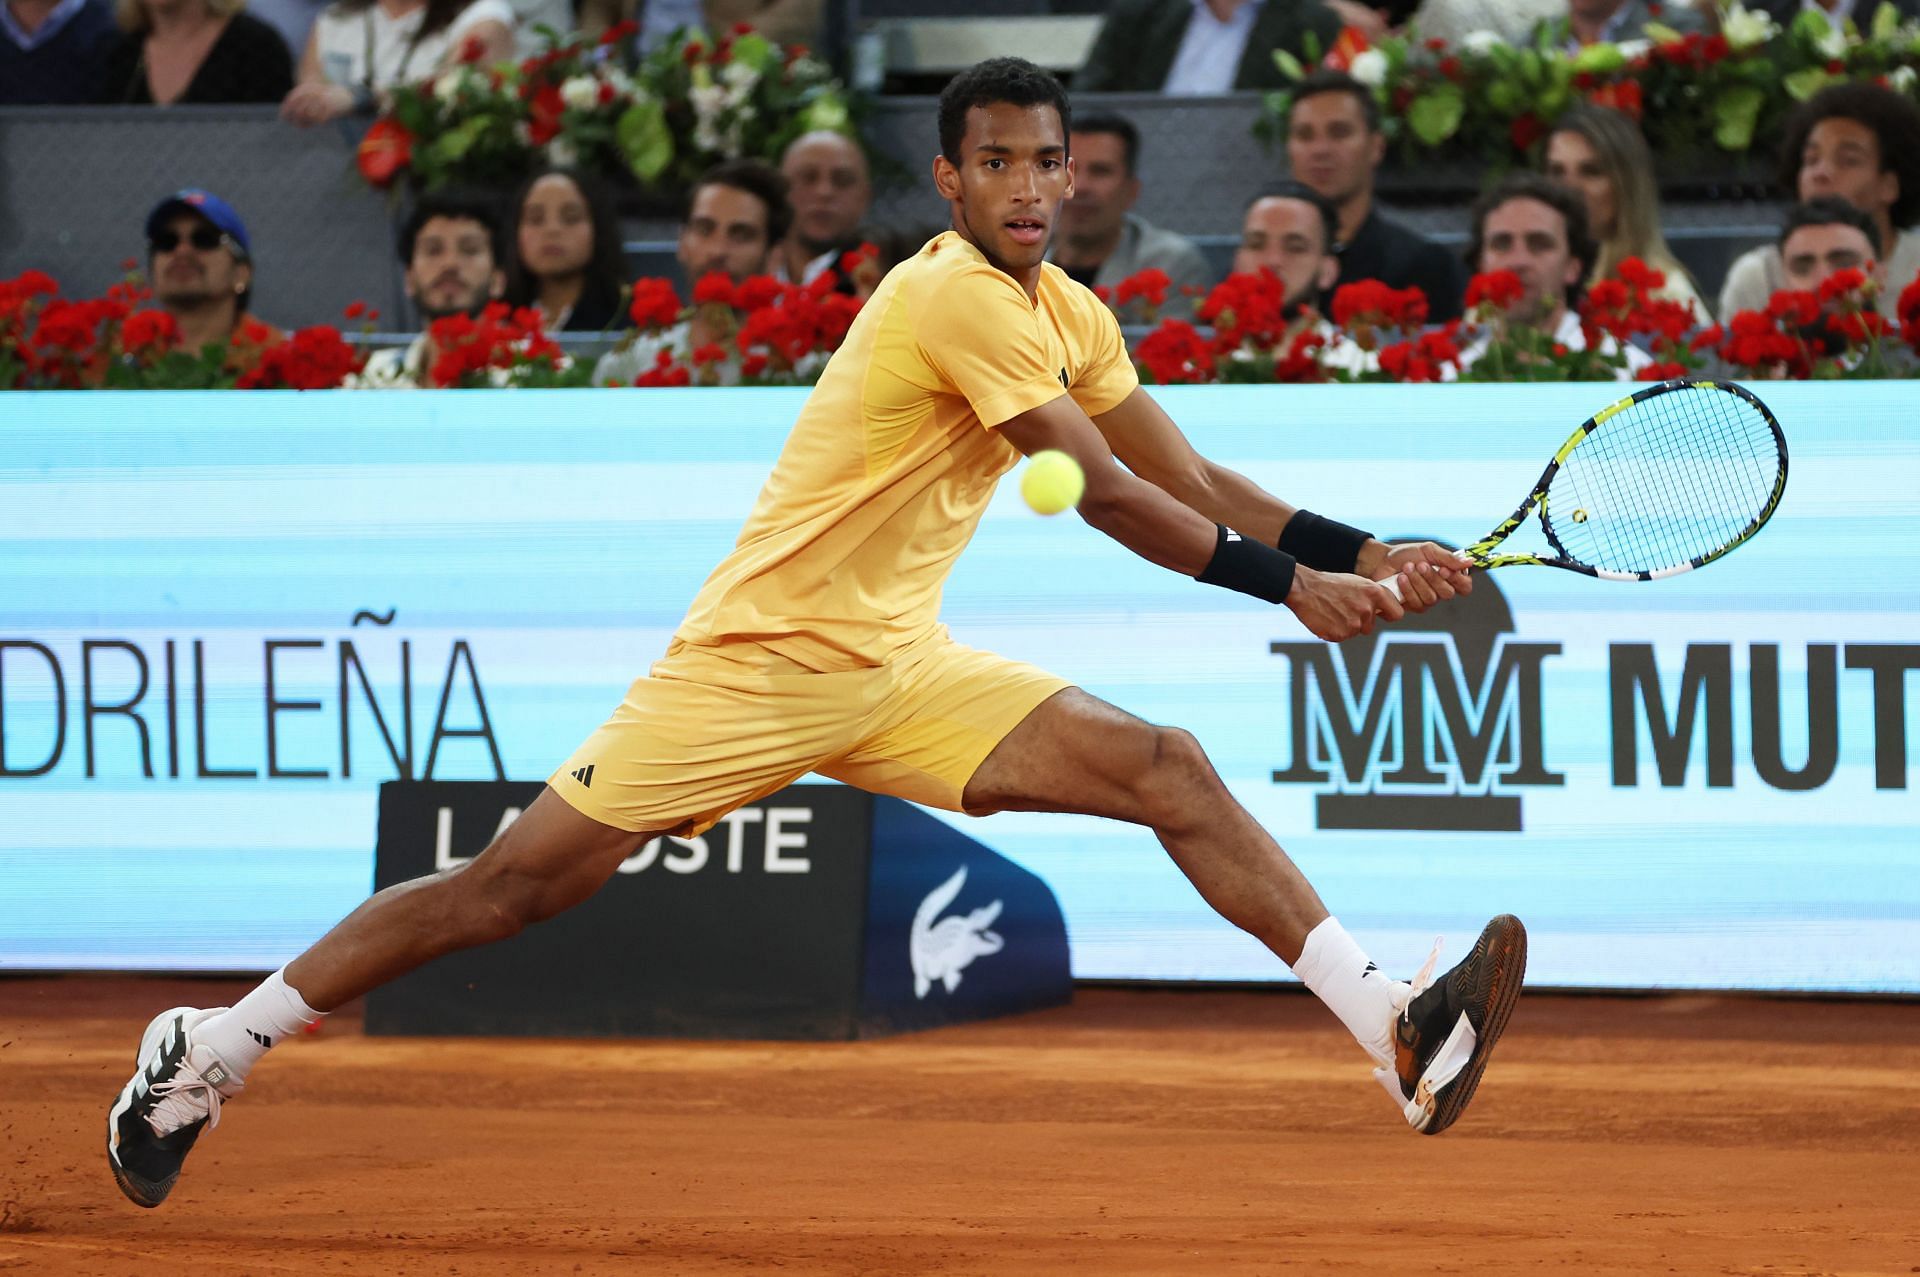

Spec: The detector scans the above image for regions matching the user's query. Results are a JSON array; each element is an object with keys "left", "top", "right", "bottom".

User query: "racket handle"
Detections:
[{"left": 1378, "top": 574, "right": 1405, "bottom": 602}]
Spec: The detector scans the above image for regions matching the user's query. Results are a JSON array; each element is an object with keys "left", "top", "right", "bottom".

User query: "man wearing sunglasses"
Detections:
[{"left": 144, "top": 188, "right": 279, "bottom": 360}]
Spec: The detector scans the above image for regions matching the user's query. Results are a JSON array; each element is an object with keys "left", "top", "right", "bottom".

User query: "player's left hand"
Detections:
[{"left": 1376, "top": 542, "right": 1473, "bottom": 614}]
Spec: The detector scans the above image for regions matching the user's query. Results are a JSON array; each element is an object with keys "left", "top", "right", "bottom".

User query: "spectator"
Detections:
[
  {"left": 576, "top": 0, "right": 823, "bottom": 51},
  {"left": 144, "top": 188, "right": 282, "bottom": 360},
  {"left": 594, "top": 158, "right": 792, "bottom": 387},
  {"left": 281, "top": 0, "right": 513, "bottom": 127},
  {"left": 1559, "top": 0, "right": 1705, "bottom": 48},
  {"left": 1546, "top": 105, "right": 1709, "bottom": 320},
  {"left": 1231, "top": 180, "right": 1379, "bottom": 374},
  {"left": 774, "top": 130, "right": 871, "bottom": 287},
  {"left": 1233, "top": 182, "right": 1339, "bottom": 310},
  {"left": 245, "top": 0, "right": 327, "bottom": 64},
  {"left": 99, "top": 0, "right": 292, "bottom": 104},
  {"left": 1047, "top": 112, "right": 1212, "bottom": 304},
  {"left": 1409, "top": 0, "right": 1560, "bottom": 46},
  {"left": 1720, "top": 82, "right": 1920, "bottom": 321},
  {"left": 1777, "top": 197, "right": 1883, "bottom": 294},
  {"left": 1286, "top": 71, "right": 1465, "bottom": 321},
  {"left": 504, "top": 168, "right": 630, "bottom": 333},
  {"left": 1455, "top": 173, "right": 1650, "bottom": 376},
  {"left": 360, "top": 190, "right": 507, "bottom": 385},
  {"left": 1076, "top": 0, "right": 1340, "bottom": 93},
  {"left": 1, "top": 0, "right": 116, "bottom": 102}
]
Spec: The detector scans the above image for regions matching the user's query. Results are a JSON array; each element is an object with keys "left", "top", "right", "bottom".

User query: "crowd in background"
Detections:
[{"left": 8, "top": 0, "right": 1920, "bottom": 386}]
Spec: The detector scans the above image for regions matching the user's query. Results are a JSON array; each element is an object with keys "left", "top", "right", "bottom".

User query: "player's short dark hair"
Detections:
[
  {"left": 937, "top": 56, "right": 1071, "bottom": 166},
  {"left": 1247, "top": 181, "right": 1341, "bottom": 256},
  {"left": 1779, "top": 196, "right": 1884, "bottom": 257},
  {"left": 1465, "top": 173, "right": 1598, "bottom": 299},
  {"left": 1288, "top": 70, "right": 1382, "bottom": 136},
  {"left": 1778, "top": 81, "right": 1920, "bottom": 228},
  {"left": 1072, "top": 112, "right": 1139, "bottom": 177},
  {"left": 688, "top": 159, "right": 793, "bottom": 248},
  {"left": 398, "top": 190, "right": 503, "bottom": 267}
]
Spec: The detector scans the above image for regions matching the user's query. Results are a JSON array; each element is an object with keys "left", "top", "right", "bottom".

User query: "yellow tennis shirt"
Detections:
[{"left": 673, "top": 230, "right": 1141, "bottom": 672}]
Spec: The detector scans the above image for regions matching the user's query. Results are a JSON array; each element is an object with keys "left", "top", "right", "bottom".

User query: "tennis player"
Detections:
[{"left": 109, "top": 57, "right": 1526, "bottom": 1208}]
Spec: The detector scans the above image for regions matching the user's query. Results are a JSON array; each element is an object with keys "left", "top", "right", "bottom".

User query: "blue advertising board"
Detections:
[{"left": 2, "top": 384, "right": 1915, "bottom": 991}]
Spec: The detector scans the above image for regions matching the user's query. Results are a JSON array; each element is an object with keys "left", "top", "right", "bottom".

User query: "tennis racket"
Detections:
[{"left": 1382, "top": 378, "right": 1787, "bottom": 599}]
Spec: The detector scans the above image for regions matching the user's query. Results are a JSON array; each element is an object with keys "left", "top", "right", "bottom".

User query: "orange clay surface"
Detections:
[{"left": 2, "top": 976, "right": 1917, "bottom": 1275}]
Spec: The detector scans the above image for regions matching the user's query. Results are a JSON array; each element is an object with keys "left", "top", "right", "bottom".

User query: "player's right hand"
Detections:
[{"left": 1286, "top": 566, "right": 1404, "bottom": 642}]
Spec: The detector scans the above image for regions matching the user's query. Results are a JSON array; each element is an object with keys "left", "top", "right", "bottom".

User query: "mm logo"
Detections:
[{"left": 1270, "top": 564, "right": 1563, "bottom": 832}]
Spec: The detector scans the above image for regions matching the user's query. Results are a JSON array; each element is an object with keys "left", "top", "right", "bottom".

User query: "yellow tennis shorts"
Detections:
[{"left": 549, "top": 627, "right": 1070, "bottom": 836}]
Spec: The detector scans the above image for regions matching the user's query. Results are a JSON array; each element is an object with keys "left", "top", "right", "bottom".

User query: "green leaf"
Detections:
[
  {"left": 1783, "top": 66, "right": 1835, "bottom": 100},
  {"left": 1872, "top": 0, "right": 1901, "bottom": 41},
  {"left": 729, "top": 33, "right": 774, "bottom": 70},
  {"left": 800, "top": 93, "right": 850, "bottom": 133},
  {"left": 1712, "top": 83, "right": 1765, "bottom": 150},
  {"left": 1272, "top": 48, "right": 1305, "bottom": 81},
  {"left": 1791, "top": 8, "right": 1834, "bottom": 42},
  {"left": 617, "top": 98, "right": 673, "bottom": 181},
  {"left": 1571, "top": 42, "right": 1626, "bottom": 74},
  {"left": 1406, "top": 85, "right": 1465, "bottom": 145},
  {"left": 1642, "top": 21, "right": 1682, "bottom": 43},
  {"left": 1486, "top": 77, "right": 1525, "bottom": 114}
]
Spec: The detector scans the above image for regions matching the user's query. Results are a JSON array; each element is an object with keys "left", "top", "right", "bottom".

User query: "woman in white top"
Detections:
[
  {"left": 280, "top": 0, "right": 515, "bottom": 126},
  {"left": 1545, "top": 104, "right": 1712, "bottom": 322}
]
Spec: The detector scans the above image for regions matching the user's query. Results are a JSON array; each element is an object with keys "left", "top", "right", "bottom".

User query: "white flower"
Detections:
[
  {"left": 1813, "top": 15, "right": 1848, "bottom": 60},
  {"left": 690, "top": 83, "right": 730, "bottom": 151},
  {"left": 1891, "top": 65, "right": 1918, "bottom": 93},
  {"left": 560, "top": 75, "right": 599, "bottom": 111},
  {"left": 1461, "top": 29, "right": 1502, "bottom": 55},
  {"left": 1720, "top": 4, "right": 1778, "bottom": 51},
  {"left": 720, "top": 60, "right": 759, "bottom": 92},
  {"left": 432, "top": 70, "right": 464, "bottom": 103},
  {"left": 1348, "top": 49, "right": 1389, "bottom": 87},
  {"left": 546, "top": 137, "right": 580, "bottom": 168},
  {"left": 1614, "top": 38, "right": 1651, "bottom": 61}
]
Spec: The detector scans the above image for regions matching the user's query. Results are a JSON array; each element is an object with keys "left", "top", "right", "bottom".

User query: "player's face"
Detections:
[
  {"left": 936, "top": 101, "right": 1072, "bottom": 281},
  {"left": 1781, "top": 222, "right": 1879, "bottom": 292},
  {"left": 1797, "top": 117, "right": 1897, "bottom": 218},
  {"left": 1286, "top": 92, "right": 1383, "bottom": 208},
  {"left": 406, "top": 215, "right": 503, "bottom": 320},
  {"left": 679, "top": 183, "right": 772, "bottom": 283},
  {"left": 1233, "top": 196, "right": 1334, "bottom": 311},
  {"left": 1477, "top": 197, "right": 1583, "bottom": 326},
  {"left": 1545, "top": 130, "right": 1616, "bottom": 241},
  {"left": 1059, "top": 129, "right": 1135, "bottom": 238}
]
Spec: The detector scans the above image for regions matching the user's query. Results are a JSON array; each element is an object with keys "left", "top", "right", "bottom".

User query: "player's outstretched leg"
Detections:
[
  {"left": 107, "top": 787, "right": 652, "bottom": 1207},
  {"left": 962, "top": 688, "right": 1526, "bottom": 1135}
]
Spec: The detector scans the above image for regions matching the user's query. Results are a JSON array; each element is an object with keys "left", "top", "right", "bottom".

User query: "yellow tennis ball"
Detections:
[{"left": 1020, "top": 449, "right": 1084, "bottom": 516}]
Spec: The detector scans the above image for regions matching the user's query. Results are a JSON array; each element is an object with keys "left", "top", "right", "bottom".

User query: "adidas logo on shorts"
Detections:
[{"left": 570, "top": 764, "right": 595, "bottom": 788}]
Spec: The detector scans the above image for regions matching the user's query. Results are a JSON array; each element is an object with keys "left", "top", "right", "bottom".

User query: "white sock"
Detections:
[
  {"left": 195, "top": 967, "right": 324, "bottom": 1081},
  {"left": 1293, "top": 917, "right": 1409, "bottom": 1068}
]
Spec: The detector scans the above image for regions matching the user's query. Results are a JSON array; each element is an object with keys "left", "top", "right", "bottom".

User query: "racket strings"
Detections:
[{"left": 1547, "top": 385, "right": 1782, "bottom": 574}]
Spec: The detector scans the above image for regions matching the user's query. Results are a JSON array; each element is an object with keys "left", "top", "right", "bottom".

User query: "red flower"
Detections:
[
  {"left": 457, "top": 34, "right": 486, "bottom": 63},
  {"left": 119, "top": 308, "right": 178, "bottom": 354},
  {"left": 1132, "top": 319, "right": 1216, "bottom": 384},
  {"left": 741, "top": 352, "right": 769, "bottom": 379},
  {"left": 1587, "top": 79, "right": 1643, "bottom": 119},
  {"left": 1114, "top": 267, "right": 1171, "bottom": 310},
  {"left": 235, "top": 325, "right": 362, "bottom": 390},
  {"left": 1425, "top": 36, "right": 1448, "bottom": 51},
  {"left": 597, "top": 81, "right": 617, "bottom": 106},
  {"left": 1636, "top": 359, "right": 1689, "bottom": 381},
  {"left": 1509, "top": 113, "right": 1546, "bottom": 153},
  {"left": 733, "top": 274, "right": 787, "bottom": 312},
  {"left": 1765, "top": 289, "right": 1820, "bottom": 328},
  {"left": 529, "top": 83, "right": 566, "bottom": 146},
  {"left": 682, "top": 39, "right": 706, "bottom": 64},
  {"left": 629, "top": 278, "right": 683, "bottom": 329},
  {"left": 1439, "top": 56, "right": 1463, "bottom": 80},
  {"left": 356, "top": 117, "right": 413, "bottom": 188},
  {"left": 692, "top": 272, "right": 736, "bottom": 307},
  {"left": 599, "top": 18, "right": 638, "bottom": 45},
  {"left": 1464, "top": 270, "right": 1525, "bottom": 311},
  {"left": 691, "top": 342, "right": 728, "bottom": 366},
  {"left": 344, "top": 301, "right": 366, "bottom": 320},
  {"left": 1817, "top": 267, "right": 1869, "bottom": 304},
  {"left": 730, "top": 20, "right": 754, "bottom": 35}
]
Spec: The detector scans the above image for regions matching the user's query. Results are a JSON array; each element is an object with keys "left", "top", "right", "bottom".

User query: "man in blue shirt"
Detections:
[{"left": 1, "top": 0, "right": 116, "bottom": 103}]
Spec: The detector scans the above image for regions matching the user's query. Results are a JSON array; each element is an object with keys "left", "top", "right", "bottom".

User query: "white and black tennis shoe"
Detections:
[
  {"left": 107, "top": 1006, "right": 243, "bottom": 1207},
  {"left": 1374, "top": 915, "right": 1527, "bottom": 1135}
]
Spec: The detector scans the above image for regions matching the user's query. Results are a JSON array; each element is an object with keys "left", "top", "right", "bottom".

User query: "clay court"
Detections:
[{"left": 4, "top": 976, "right": 1917, "bottom": 1275}]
